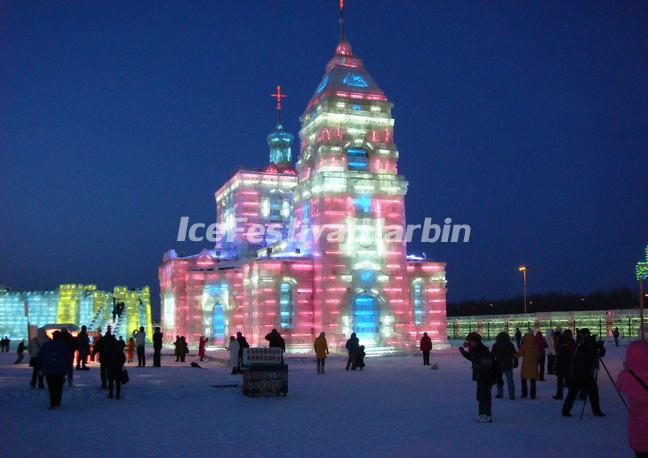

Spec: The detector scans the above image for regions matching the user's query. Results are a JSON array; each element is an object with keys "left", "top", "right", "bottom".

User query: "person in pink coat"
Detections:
[{"left": 616, "top": 340, "right": 648, "bottom": 457}]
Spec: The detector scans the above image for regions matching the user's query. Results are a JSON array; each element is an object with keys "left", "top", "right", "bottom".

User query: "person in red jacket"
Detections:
[
  {"left": 420, "top": 332, "right": 432, "bottom": 365},
  {"left": 617, "top": 340, "right": 648, "bottom": 457},
  {"left": 198, "top": 336, "right": 208, "bottom": 362},
  {"left": 535, "top": 331, "right": 548, "bottom": 381}
]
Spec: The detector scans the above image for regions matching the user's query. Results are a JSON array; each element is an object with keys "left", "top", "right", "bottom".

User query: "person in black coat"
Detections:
[
  {"left": 351, "top": 345, "right": 366, "bottom": 370},
  {"left": 553, "top": 332, "right": 573, "bottom": 400},
  {"left": 92, "top": 329, "right": 111, "bottom": 389},
  {"left": 153, "top": 327, "right": 163, "bottom": 367},
  {"left": 14, "top": 340, "right": 26, "bottom": 364},
  {"left": 514, "top": 328, "right": 522, "bottom": 349},
  {"left": 236, "top": 332, "right": 249, "bottom": 369},
  {"left": 37, "top": 331, "right": 73, "bottom": 409},
  {"left": 265, "top": 329, "right": 286, "bottom": 352},
  {"left": 345, "top": 333, "right": 360, "bottom": 370},
  {"left": 459, "top": 332, "right": 497, "bottom": 422},
  {"left": 561, "top": 329, "right": 605, "bottom": 417},
  {"left": 101, "top": 334, "right": 126, "bottom": 400},
  {"left": 491, "top": 332, "right": 517, "bottom": 399},
  {"left": 76, "top": 326, "right": 90, "bottom": 370}
]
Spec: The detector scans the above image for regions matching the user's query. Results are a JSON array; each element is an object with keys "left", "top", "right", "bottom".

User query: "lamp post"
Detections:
[{"left": 518, "top": 266, "right": 528, "bottom": 314}]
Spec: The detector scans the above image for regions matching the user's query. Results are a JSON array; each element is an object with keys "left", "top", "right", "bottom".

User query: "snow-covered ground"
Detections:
[{"left": 0, "top": 341, "right": 631, "bottom": 457}]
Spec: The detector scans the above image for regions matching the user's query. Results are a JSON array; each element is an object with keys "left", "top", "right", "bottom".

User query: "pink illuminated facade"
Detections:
[{"left": 159, "top": 14, "right": 448, "bottom": 353}]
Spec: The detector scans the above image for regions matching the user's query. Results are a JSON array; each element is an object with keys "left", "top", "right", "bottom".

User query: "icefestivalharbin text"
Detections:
[{"left": 177, "top": 216, "right": 471, "bottom": 244}]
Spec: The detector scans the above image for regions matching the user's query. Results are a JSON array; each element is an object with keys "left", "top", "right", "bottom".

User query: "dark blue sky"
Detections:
[{"left": 2, "top": 1, "right": 647, "bottom": 316}]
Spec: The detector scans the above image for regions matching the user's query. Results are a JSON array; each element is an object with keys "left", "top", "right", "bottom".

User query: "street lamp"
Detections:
[
  {"left": 636, "top": 246, "right": 648, "bottom": 340},
  {"left": 518, "top": 266, "right": 528, "bottom": 314}
]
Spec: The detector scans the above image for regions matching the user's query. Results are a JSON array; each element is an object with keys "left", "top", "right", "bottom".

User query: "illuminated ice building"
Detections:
[
  {"left": 159, "top": 8, "right": 448, "bottom": 353},
  {"left": 0, "top": 284, "right": 153, "bottom": 341}
]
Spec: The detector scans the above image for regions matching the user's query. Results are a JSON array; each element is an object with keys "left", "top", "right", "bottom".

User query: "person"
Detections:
[
  {"left": 420, "top": 332, "right": 432, "bottom": 366},
  {"left": 134, "top": 326, "right": 146, "bottom": 367},
  {"left": 227, "top": 336, "right": 240, "bottom": 374},
  {"left": 126, "top": 337, "right": 135, "bottom": 363},
  {"left": 314, "top": 332, "right": 329, "bottom": 374},
  {"left": 76, "top": 325, "right": 90, "bottom": 370},
  {"left": 516, "top": 330, "right": 540, "bottom": 399},
  {"left": 37, "top": 330, "right": 73, "bottom": 409},
  {"left": 14, "top": 339, "right": 26, "bottom": 364},
  {"left": 0, "top": 336, "right": 5, "bottom": 352},
  {"left": 102, "top": 333, "right": 126, "bottom": 400},
  {"left": 491, "top": 332, "right": 517, "bottom": 400},
  {"left": 265, "top": 329, "right": 286, "bottom": 353},
  {"left": 561, "top": 329, "right": 605, "bottom": 417},
  {"left": 613, "top": 327, "right": 620, "bottom": 347},
  {"left": 92, "top": 328, "right": 110, "bottom": 389},
  {"left": 179, "top": 336, "right": 188, "bottom": 362},
  {"left": 198, "top": 336, "right": 208, "bottom": 362},
  {"left": 553, "top": 332, "right": 574, "bottom": 400},
  {"left": 545, "top": 328, "right": 555, "bottom": 376},
  {"left": 117, "top": 336, "right": 126, "bottom": 352},
  {"left": 514, "top": 328, "right": 522, "bottom": 349},
  {"left": 174, "top": 335, "right": 181, "bottom": 362},
  {"left": 535, "top": 330, "right": 548, "bottom": 381},
  {"left": 617, "top": 340, "right": 648, "bottom": 458},
  {"left": 459, "top": 332, "right": 497, "bottom": 423},
  {"left": 236, "top": 332, "right": 249, "bottom": 371},
  {"left": 28, "top": 328, "right": 49, "bottom": 388},
  {"left": 153, "top": 327, "right": 163, "bottom": 367},
  {"left": 352, "top": 345, "right": 366, "bottom": 370},
  {"left": 345, "top": 333, "right": 360, "bottom": 371}
]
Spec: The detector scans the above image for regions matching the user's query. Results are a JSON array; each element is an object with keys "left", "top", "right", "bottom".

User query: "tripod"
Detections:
[{"left": 579, "top": 356, "right": 629, "bottom": 420}]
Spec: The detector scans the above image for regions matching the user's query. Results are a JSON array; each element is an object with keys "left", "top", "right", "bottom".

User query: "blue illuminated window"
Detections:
[
  {"left": 354, "top": 195, "right": 372, "bottom": 215},
  {"left": 353, "top": 294, "right": 378, "bottom": 338},
  {"left": 212, "top": 303, "right": 225, "bottom": 340},
  {"left": 279, "top": 282, "right": 293, "bottom": 329},
  {"left": 412, "top": 280, "right": 424, "bottom": 325},
  {"left": 316, "top": 74, "right": 329, "bottom": 93},
  {"left": 347, "top": 147, "right": 368, "bottom": 171},
  {"left": 302, "top": 201, "right": 310, "bottom": 223},
  {"left": 357, "top": 269, "right": 375, "bottom": 284},
  {"left": 343, "top": 73, "right": 369, "bottom": 88}
]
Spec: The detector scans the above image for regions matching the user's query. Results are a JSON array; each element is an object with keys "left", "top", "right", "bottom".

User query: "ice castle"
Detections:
[{"left": 159, "top": 6, "right": 448, "bottom": 353}]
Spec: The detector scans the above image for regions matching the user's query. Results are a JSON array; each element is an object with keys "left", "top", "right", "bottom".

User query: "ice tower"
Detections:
[{"left": 159, "top": 5, "right": 448, "bottom": 353}]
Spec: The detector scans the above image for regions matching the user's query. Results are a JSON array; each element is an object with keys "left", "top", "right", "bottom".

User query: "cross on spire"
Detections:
[
  {"left": 271, "top": 84, "right": 287, "bottom": 111},
  {"left": 271, "top": 84, "right": 287, "bottom": 125}
]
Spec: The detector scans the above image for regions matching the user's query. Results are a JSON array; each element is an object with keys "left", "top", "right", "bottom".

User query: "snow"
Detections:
[{"left": 0, "top": 341, "right": 631, "bottom": 457}]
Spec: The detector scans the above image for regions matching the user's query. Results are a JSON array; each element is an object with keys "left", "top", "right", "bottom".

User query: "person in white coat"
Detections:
[
  {"left": 227, "top": 336, "right": 240, "bottom": 374},
  {"left": 133, "top": 327, "right": 146, "bottom": 367}
]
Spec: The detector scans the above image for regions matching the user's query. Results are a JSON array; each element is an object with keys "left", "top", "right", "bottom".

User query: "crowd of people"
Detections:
[
  {"left": 458, "top": 326, "right": 616, "bottom": 424},
  {"left": 6, "top": 322, "right": 646, "bottom": 456}
]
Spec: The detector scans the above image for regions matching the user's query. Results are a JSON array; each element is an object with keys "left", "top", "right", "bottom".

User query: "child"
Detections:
[
  {"left": 352, "top": 345, "right": 366, "bottom": 370},
  {"left": 126, "top": 337, "right": 135, "bottom": 363}
]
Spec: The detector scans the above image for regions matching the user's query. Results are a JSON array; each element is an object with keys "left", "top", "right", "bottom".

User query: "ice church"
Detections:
[{"left": 159, "top": 7, "right": 448, "bottom": 353}]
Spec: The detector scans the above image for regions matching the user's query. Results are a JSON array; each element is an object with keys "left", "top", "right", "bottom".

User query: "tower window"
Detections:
[
  {"left": 347, "top": 147, "right": 368, "bottom": 171},
  {"left": 412, "top": 280, "right": 424, "bottom": 325},
  {"left": 354, "top": 195, "right": 372, "bottom": 215},
  {"left": 279, "top": 282, "right": 294, "bottom": 329},
  {"left": 343, "top": 73, "right": 369, "bottom": 88}
]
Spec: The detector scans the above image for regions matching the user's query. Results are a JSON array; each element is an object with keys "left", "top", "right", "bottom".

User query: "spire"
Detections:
[
  {"left": 271, "top": 84, "right": 287, "bottom": 127},
  {"left": 336, "top": 0, "right": 352, "bottom": 56},
  {"left": 339, "top": 0, "right": 345, "bottom": 43},
  {"left": 267, "top": 84, "right": 293, "bottom": 166}
]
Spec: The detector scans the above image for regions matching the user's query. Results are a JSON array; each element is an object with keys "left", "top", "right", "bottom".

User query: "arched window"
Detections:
[
  {"left": 411, "top": 280, "right": 424, "bottom": 325},
  {"left": 268, "top": 192, "right": 284, "bottom": 222},
  {"left": 212, "top": 303, "right": 225, "bottom": 340},
  {"left": 279, "top": 282, "right": 294, "bottom": 329},
  {"left": 353, "top": 294, "right": 379, "bottom": 339},
  {"left": 347, "top": 147, "right": 369, "bottom": 171}
]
